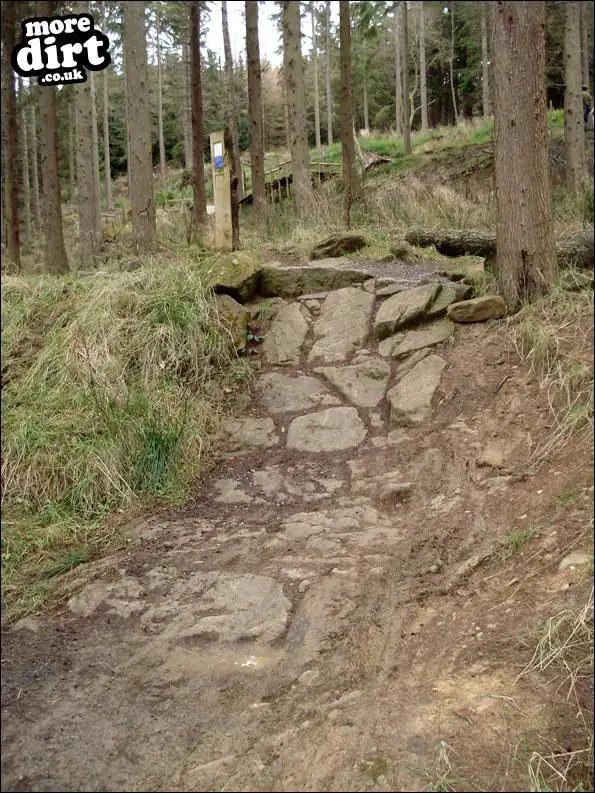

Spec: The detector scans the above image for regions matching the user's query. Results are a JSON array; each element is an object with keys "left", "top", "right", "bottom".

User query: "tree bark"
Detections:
[
  {"left": 449, "top": 1, "right": 458, "bottom": 122},
  {"left": 419, "top": 1, "right": 428, "bottom": 132},
  {"left": 394, "top": 3, "right": 402, "bottom": 136},
  {"left": 222, "top": 0, "right": 243, "bottom": 199},
  {"left": 564, "top": 2, "right": 586, "bottom": 192},
  {"left": 1, "top": 1, "right": 21, "bottom": 267},
  {"left": 245, "top": 0, "right": 266, "bottom": 215},
  {"left": 18, "top": 79, "right": 31, "bottom": 245},
  {"left": 404, "top": 227, "right": 594, "bottom": 271},
  {"left": 225, "top": 127, "right": 240, "bottom": 250},
  {"left": 68, "top": 98, "right": 76, "bottom": 202},
  {"left": 311, "top": 4, "right": 322, "bottom": 154},
  {"left": 156, "top": 8, "right": 167, "bottom": 187},
  {"left": 181, "top": 43, "right": 193, "bottom": 170},
  {"left": 491, "top": 0, "right": 556, "bottom": 310},
  {"left": 325, "top": 0, "right": 333, "bottom": 145},
  {"left": 580, "top": 1, "right": 590, "bottom": 89},
  {"left": 102, "top": 1, "right": 112, "bottom": 210},
  {"left": 75, "top": 1, "right": 102, "bottom": 266},
  {"left": 401, "top": 1, "right": 411, "bottom": 153},
  {"left": 282, "top": 0, "right": 313, "bottom": 215},
  {"left": 481, "top": 2, "right": 490, "bottom": 118},
  {"left": 363, "top": 36, "right": 369, "bottom": 131},
  {"left": 339, "top": 0, "right": 358, "bottom": 228},
  {"left": 124, "top": 0, "right": 156, "bottom": 251},
  {"left": 190, "top": 1, "right": 207, "bottom": 227},
  {"left": 29, "top": 88, "right": 42, "bottom": 231},
  {"left": 89, "top": 69, "right": 102, "bottom": 218},
  {"left": 38, "top": 0, "right": 68, "bottom": 272}
]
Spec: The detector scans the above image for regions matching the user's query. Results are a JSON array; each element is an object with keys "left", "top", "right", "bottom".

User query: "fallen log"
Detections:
[{"left": 404, "top": 228, "right": 595, "bottom": 270}]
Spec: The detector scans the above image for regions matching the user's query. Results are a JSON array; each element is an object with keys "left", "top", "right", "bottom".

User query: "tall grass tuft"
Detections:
[{"left": 1, "top": 262, "right": 239, "bottom": 619}]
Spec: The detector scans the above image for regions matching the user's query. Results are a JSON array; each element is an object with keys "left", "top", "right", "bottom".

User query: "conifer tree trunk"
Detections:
[
  {"left": 339, "top": 0, "right": 358, "bottom": 227},
  {"left": 246, "top": 0, "right": 266, "bottom": 214},
  {"left": 18, "top": 78, "right": 31, "bottom": 245},
  {"left": 580, "top": 1, "right": 590, "bottom": 89},
  {"left": 394, "top": 3, "right": 402, "bottom": 135},
  {"left": 401, "top": 1, "right": 411, "bottom": 153},
  {"left": 1, "top": 1, "right": 21, "bottom": 267},
  {"left": 102, "top": 1, "right": 112, "bottom": 209},
  {"left": 190, "top": 1, "right": 206, "bottom": 227},
  {"left": 419, "top": 0, "right": 428, "bottom": 132},
  {"left": 156, "top": 9, "right": 167, "bottom": 187},
  {"left": 491, "top": 0, "right": 556, "bottom": 311},
  {"left": 311, "top": 4, "right": 322, "bottom": 155},
  {"left": 123, "top": 0, "right": 157, "bottom": 250},
  {"left": 363, "top": 36, "right": 369, "bottom": 131},
  {"left": 29, "top": 89, "right": 42, "bottom": 232},
  {"left": 449, "top": 1, "right": 458, "bottom": 122},
  {"left": 182, "top": 42, "right": 193, "bottom": 170},
  {"left": 75, "top": 0, "right": 102, "bottom": 266},
  {"left": 564, "top": 1, "right": 586, "bottom": 191},
  {"left": 68, "top": 99, "right": 76, "bottom": 202},
  {"left": 325, "top": 0, "right": 333, "bottom": 145},
  {"left": 282, "top": 0, "right": 313, "bottom": 215},
  {"left": 38, "top": 0, "right": 68, "bottom": 272},
  {"left": 481, "top": 2, "right": 490, "bottom": 118},
  {"left": 222, "top": 1, "right": 243, "bottom": 199},
  {"left": 89, "top": 70, "right": 102, "bottom": 217}
]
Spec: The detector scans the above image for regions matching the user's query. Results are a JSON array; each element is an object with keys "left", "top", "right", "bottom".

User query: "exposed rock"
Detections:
[
  {"left": 376, "top": 283, "right": 409, "bottom": 297},
  {"left": 262, "top": 303, "right": 309, "bottom": 365},
  {"left": 388, "top": 355, "right": 447, "bottom": 424},
  {"left": 453, "top": 282, "right": 475, "bottom": 300},
  {"left": 210, "top": 252, "right": 262, "bottom": 302},
  {"left": 257, "top": 372, "right": 340, "bottom": 413},
  {"left": 379, "top": 319, "right": 454, "bottom": 359},
  {"left": 559, "top": 270, "right": 594, "bottom": 292},
  {"left": 393, "top": 347, "right": 431, "bottom": 380},
  {"left": 287, "top": 407, "right": 367, "bottom": 451},
  {"left": 315, "top": 358, "right": 390, "bottom": 408},
  {"left": 261, "top": 263, "right": 369, "bottom": 299},
  {"left": 390, "top": 240, "right": 416, "bottom": 260},
  {"left": 252, "top": 467, "right": 284, "bottom": 494},
  {"left": 447, "top": 295, "right": 506, "bottom": 323},
  {"left": 309, "top": 233, "right": 367, "bottom": 260},
  {"left": 558, "top": 551, "right": 592, "bottom": 572},
  {"left": 426, "top": 286, "right": 458, "bottom": 319},
  {"left": 296, "top": 291, "right": 330, "bottom": 301},
  {"left": 181, "top": 574, "right": 291, "bottom": 642},
  {"left": 352, "top": 472, "right": 413, "bottom": 503},
  {"left": 215, "top": 294, "right": 250, "bottom": 351},
  {"left": 245, "top": 297, "right": 288, "bottom": 320},
  {"left": 363, "top": 279, "right": 376, "bottom": 293},
  {"left": 214, "top": 478, "right": 252, "bottom": 504},
  {"left": 308, "top": 287, "right": 375, "bottom": 365},
  {"left": 222, "top": 417, "right": 279, "bottom": 450},
  {"left": 374, "top": 283, "right": 441, "bottom": 340}
]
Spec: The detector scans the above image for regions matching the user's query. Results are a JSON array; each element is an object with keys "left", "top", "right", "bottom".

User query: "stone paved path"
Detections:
[{"left": 2, "top": 271, "right": 544, "bottom": 793}]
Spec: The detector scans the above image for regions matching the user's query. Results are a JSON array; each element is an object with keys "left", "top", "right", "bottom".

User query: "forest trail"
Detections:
[{"left": 1, "top": 266, "right": 592, "bottom": 792}]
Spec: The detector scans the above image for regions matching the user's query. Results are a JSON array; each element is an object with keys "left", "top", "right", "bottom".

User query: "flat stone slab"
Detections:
[
  {"left": 374, "top": 283, "right": 441, "bottom": 339},
  {"left": 379, "top": 319, "right": 454, "bottom": 359},
  {"left": 260, "top": 264, "right": 370, "bottom": 299},
  {"left": 447, "top": 295, "right": 506, "bottom": 323},
  {"left": 222, "top": 417, "right": 279, "bottom": 450},
  {"left": 257, "top": 372, "right": 340, "bottom": 413},
  {"left": 262, "top": 303, "right": 309, "bottom": 365},
  {"left": 388, "top": 354, "right": 447, "bottom": 425},
  {"left": 425, "top": 285, "right": 458, "bottom": 319},
  {"left": 315, "top": 358, "right": 390, "bottom": 408},
  {"left": 308, "top": 287, "right": 375, "bottom": 365},
  {"left": 181, "top": 574, "right": 291, "bottom": 642},
  {"left": 287, "top": 407, "right": 367, "bottom": 451}
]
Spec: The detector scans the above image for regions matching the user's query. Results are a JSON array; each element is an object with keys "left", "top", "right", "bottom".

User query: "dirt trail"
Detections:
[{"left": 1, "top": 273, "right": 592, "bottom": 793}]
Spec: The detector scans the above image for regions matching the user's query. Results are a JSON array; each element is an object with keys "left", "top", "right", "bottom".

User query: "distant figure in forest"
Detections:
[{"left": 582, "top": 85, "right": 592, "bottom": 129}]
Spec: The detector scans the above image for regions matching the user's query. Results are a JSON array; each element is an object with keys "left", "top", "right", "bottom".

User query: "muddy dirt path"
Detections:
[{"left": 2, "top": 273, "right": 591, "bottom": 792}]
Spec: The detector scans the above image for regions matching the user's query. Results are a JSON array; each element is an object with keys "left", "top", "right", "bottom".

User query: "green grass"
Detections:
[{"left": 1, "top": 261, "right": 243, "bottom": 621}]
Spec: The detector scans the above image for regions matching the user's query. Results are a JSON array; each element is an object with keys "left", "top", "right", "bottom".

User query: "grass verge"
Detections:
[{"left": 1, "top": 259, "right": 247, "bottom": 622}]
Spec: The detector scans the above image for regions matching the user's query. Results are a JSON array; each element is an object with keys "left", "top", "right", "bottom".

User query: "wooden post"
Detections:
[{"left": 210, "top": 130, "right": 233, "bottom": 251}]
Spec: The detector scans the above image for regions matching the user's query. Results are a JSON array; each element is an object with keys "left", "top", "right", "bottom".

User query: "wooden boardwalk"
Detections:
[{"left": 239, "top": 160, "right": 342, "bottom": 205}]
